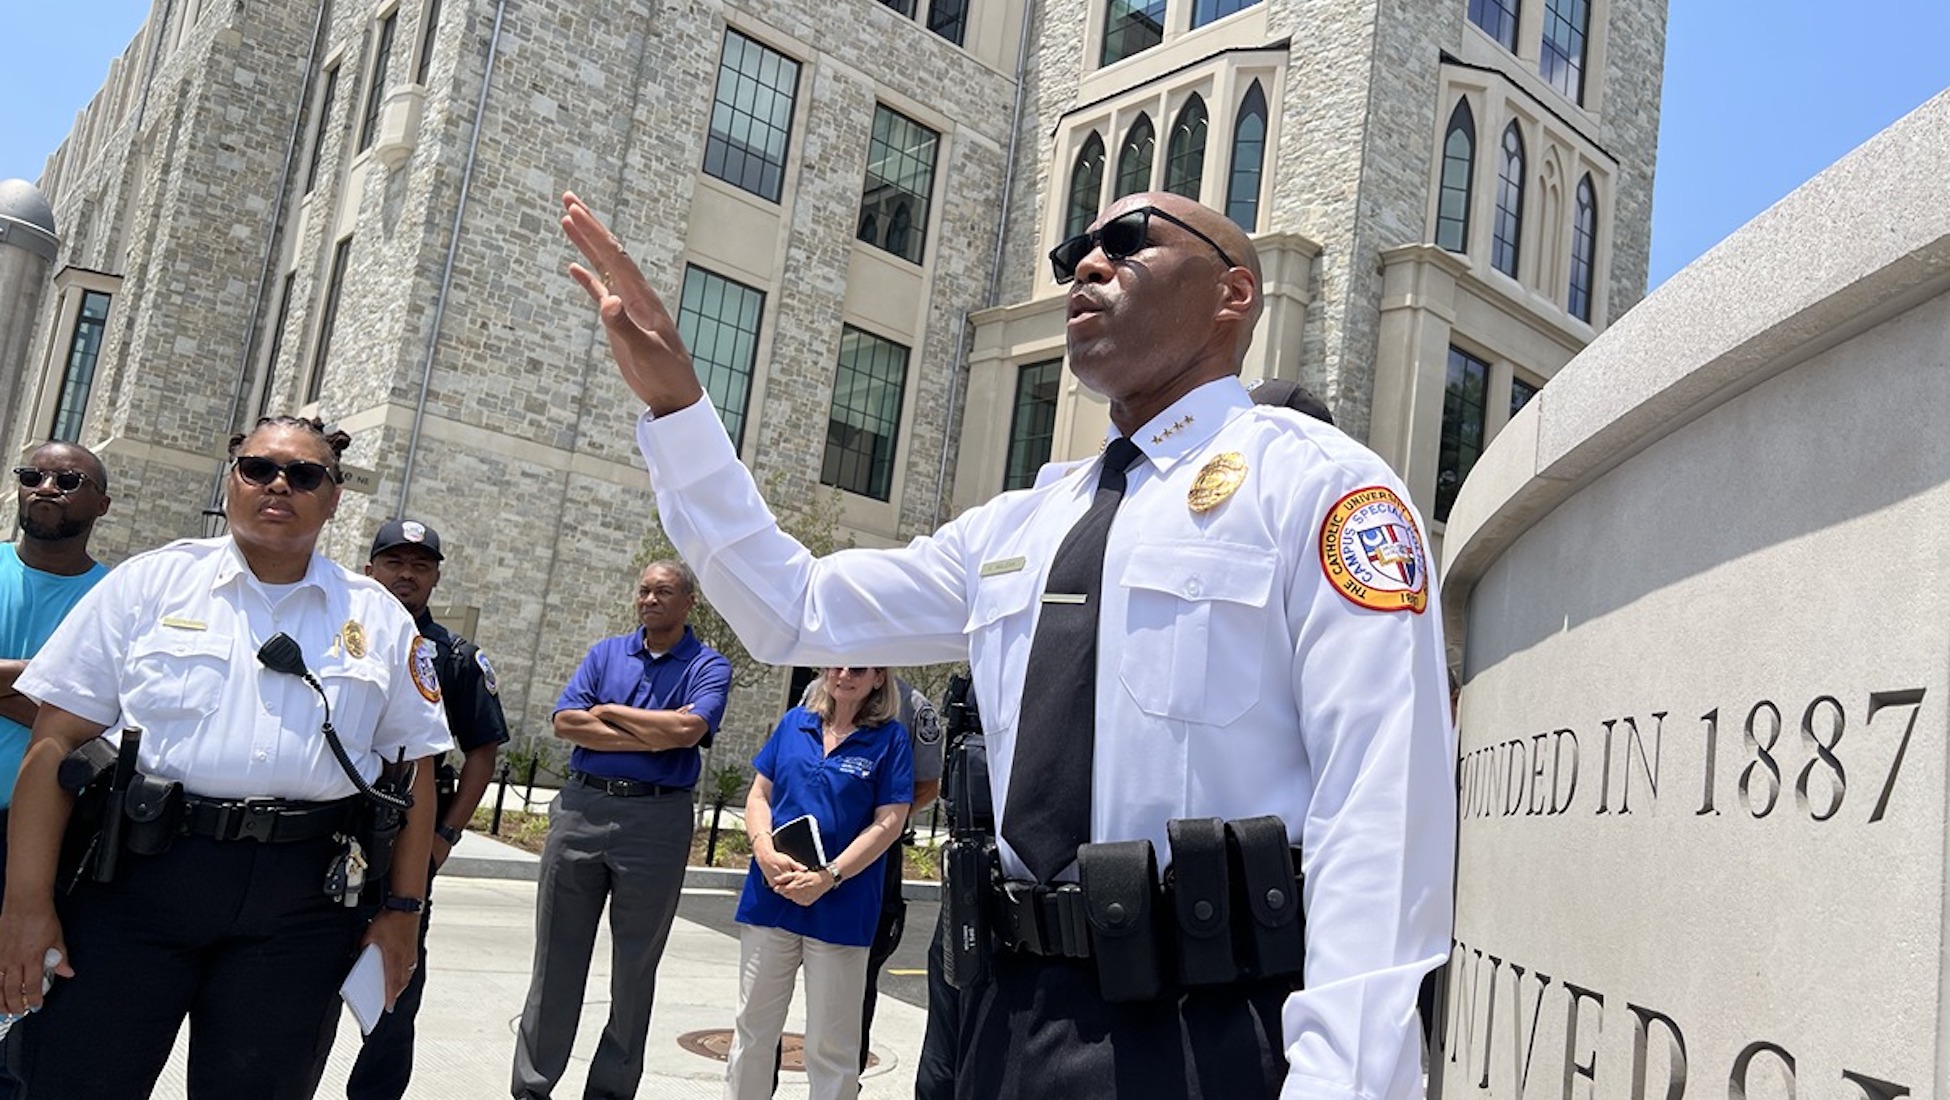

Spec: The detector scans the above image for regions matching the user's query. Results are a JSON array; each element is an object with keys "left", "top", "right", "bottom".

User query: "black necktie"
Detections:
[{"left": 1002, "top": 436, "right": 1145, "bottom": 882}]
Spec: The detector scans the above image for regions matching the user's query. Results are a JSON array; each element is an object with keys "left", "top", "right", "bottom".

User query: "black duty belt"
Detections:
[
  {"left": 570, "top": 772, "right": 690, "bottom": 798},
  {"left": 996, "top": 881, "right": 1092, "bottom": 959},
  {"left": 182, "top": 795, "right": 356, "bottom": 844}
]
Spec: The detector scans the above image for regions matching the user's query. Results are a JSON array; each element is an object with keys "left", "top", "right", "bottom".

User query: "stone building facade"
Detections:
[{"left": 7, "top": 0, "right": 1663, "bottom": 766}]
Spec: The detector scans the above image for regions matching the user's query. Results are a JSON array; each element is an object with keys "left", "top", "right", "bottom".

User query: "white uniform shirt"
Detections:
[
  {"left": 19, "top": 537, "right": 454, "bottom": 801},
  {"left": 637, "top": 378, "right": 1455, "bottom": 1100}
]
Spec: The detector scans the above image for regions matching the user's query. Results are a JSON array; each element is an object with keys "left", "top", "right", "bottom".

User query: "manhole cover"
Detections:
[{"left": 676, "top": 1029, "right": 878, "bottom": 1072}]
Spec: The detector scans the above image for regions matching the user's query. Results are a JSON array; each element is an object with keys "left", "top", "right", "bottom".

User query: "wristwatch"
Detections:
[
  {"left": 382, "top": 895, "right": 425, "bottom": 915},
  {"left": 435, "top": 824, "right": 464, "bottom": 845},
  {"left": 824, "top": 862, "right": 843, "bottom": 885}
]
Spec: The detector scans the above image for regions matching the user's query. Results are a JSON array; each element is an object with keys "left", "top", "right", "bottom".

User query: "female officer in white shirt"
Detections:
[{"left": 0, "top": 415, "right": 452, "bottom": 1099}]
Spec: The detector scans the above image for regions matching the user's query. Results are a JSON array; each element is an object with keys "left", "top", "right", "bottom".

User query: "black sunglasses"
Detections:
[
  {"left": 827, "top": 666, "right": 874, "bottom": 677},
  {"left": 1048, "top": 205, "right": 1240, "bottom": 284},
  {"left": 13, "top": 468, "right": 97, "bottom": 493},
  {"left": 232, "top": 455, "right": 340, "bottom": 493}
]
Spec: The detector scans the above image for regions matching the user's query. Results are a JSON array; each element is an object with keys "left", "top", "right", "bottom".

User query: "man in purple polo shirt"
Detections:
[{"left": 512, "top": 560, "right": 732, "bottom": 1100}]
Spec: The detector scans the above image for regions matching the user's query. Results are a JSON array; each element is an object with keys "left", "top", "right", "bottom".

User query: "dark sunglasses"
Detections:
[
  {"left": 1048, "top": 205, "right": 1240, "bottom": 284},
  {"left": 827, "top": 666, "right": 874, "bottom": 677},
  {"left": 232, "top": 455, "right": 340, "bottom": 492},
  {"left": 13, "top": 468, "right": 97, "bottom": 493}
]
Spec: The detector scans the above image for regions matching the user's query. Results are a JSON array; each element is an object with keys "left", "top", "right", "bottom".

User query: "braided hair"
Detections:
[{"left": 227, "top": 415, "right": 352, "bottom": 482}]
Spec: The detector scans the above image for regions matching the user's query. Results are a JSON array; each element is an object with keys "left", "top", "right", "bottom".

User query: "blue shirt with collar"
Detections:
[
  {"left": 735, "top": 706, "right": 915, "bottom": 947},
  {"left": 553, "top": 625, "right": 731, "bottom": 789}
]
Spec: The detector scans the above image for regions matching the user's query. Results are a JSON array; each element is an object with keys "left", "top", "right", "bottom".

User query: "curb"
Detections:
[{"left": 444, "top": 851, "right": 942, "bottom": 900}]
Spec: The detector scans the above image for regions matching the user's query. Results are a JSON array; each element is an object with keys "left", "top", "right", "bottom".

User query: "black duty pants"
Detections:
[
  {"left": 953, "top": 949, "right": 1293, "bottom": 1100},
  {"left": 344, "top": 888, "right": 434, "bottom": 1100},
  {"left": 913, "top": 906, "right": 964, "bottom": 1100},
  {"left": 19, "top": 832, "right": 364, "bottom": 1099},
  {"left": 857, "top": 844, "right": 906, "bottom": 1071}
]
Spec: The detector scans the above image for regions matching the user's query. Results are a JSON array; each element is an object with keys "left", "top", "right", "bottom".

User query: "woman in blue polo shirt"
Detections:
[{"left": 726, "top": 666, "right": 914, "bottom": 1100}]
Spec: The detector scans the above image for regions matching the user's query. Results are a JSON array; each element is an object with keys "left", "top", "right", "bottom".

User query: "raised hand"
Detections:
[{"left": 560, "top": 191, "right": 707, "bottom": 415}]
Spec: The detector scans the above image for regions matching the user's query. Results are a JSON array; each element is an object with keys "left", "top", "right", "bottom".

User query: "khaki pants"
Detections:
[{"left": 723, "top": 924, "right": 870, "bottom": 1100}]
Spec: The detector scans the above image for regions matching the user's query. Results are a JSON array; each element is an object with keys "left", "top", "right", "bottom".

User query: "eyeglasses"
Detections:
[
  {"left": 1048, "top": 205, "right": 1240, "bottom": 285},
  {"left": 232, "top": 455, "right": 340, "bottom": 492},
  {"left": 13, "top": 468, "right": 97, "bottom": 493},
  {"left": 827, "top": 667, "right": 874, "bottom": 677}
]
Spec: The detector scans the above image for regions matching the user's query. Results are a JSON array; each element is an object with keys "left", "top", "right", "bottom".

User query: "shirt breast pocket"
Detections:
[
  {"left": 125, "top": 631, "right": 231, "bottom": 724},
  {"left": 318, "top": 663, "right": 388, "bottom": 752},
  {"left": 1117, "top": 541, "right": 1275, "bottom": 727},
  {"left": 963, "top": 569, "right": 1039, "bottom": 733}
]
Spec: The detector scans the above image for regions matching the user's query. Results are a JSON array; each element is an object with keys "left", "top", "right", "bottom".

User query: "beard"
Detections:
[{"left": 18, "top": 505, "right": 90, "bottom": 542}]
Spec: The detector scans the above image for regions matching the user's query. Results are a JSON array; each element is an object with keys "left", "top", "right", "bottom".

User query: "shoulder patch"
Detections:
[
  {"left": 1319, "top": 487, "right": 1429, "bottom": 613},
  {"left": 409, "top": 635, "right": 443, "bottom": 703},
  {"left": 913, "top": 698, "right": 942, "bottom": 746},
  {"left": 475, "top": 648, "right": 499, "bottom": 695}
]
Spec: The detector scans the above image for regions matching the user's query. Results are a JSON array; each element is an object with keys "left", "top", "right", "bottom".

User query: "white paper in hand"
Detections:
[{"left": 340, "top": 943, "right": 387, "bottom": 1035}]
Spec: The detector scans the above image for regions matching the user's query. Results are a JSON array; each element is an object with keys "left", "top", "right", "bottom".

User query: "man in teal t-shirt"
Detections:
[{"left": 1, "top": 442, "right": 114, "bottom": 811}]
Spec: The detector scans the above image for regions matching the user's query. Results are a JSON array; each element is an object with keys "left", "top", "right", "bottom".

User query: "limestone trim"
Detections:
[
  {"left": 1079, "top": 0, "right": 1274, "bottom": 98},
  {"left": 1454, "top": 0, "right": 1612, "bottom": 119},
  {"left": 20, "top": 267, "right": 124, "bottom": 450},
  {"left": 1438, "top": 91, "right": 1950, "bottom": 628}
]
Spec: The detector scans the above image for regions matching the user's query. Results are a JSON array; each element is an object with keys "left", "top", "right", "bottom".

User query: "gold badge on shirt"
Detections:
[
  {"left": 1187, "top": 452, "right": 1248, "bottom": 513},
  {"left": 341, "top": 620, "right": 368, "bottom": 660}
]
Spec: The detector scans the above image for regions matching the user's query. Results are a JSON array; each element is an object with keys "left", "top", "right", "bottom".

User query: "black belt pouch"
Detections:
[
  {"left": 1166, "top": 818, "right": 1236, "bottom": 986},
  {"left": 1226, "top": 815, "right": 1305, "bottom": 981},
  {"left": 121, "top": 775, "right": 183, "bottom": 856},
  {"left": 1077, "top": 839, "right": 1165, "bottom": 1003}
]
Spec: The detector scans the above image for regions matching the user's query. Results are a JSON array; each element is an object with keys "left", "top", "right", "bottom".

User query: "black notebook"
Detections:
[{"left": 770, "top": 814, "right": 827, "bottom": 869}]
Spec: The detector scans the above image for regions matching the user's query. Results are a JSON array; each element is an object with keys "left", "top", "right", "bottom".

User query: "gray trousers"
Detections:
[{"left": 512, "top": 783, "right": 694, "bottom": 1100}]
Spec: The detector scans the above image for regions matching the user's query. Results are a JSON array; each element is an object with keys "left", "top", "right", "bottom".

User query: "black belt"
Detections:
[
  {"left": 569, "top": 772, "right": 690, "bottom": 798},
  {"left": 182, "top": 795, "right": 356, "bottom": 844},
  {"left": 995, "top": 881, "right": 1093, "bottom": 959}
]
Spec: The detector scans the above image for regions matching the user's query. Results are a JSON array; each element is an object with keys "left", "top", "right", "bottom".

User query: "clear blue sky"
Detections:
[{"left": 3, "top": 2, "right": 1947, "bottom": 289}]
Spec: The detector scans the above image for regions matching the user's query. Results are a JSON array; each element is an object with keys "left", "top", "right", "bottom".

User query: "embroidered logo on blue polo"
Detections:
[{"left": 834, "top": 757, "right": 875, "bottom": 780}]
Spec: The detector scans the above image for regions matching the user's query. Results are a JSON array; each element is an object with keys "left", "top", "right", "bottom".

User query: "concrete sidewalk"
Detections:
[{"left": 152, "top": 831, "right": 930, "bottom": 1098}]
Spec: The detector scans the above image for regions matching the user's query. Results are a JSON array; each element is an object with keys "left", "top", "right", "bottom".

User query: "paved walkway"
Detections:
[{"left": 150, "top": 831, "right": 931, "bottom": 1099}]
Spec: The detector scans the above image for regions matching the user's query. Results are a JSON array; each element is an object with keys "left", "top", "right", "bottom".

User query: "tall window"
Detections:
[
  {"left": 1467, "top": 0, "right": 1519, "bottom": 50},
  {"left": 1491, "top": 122, "right": 1524, "bottom": 278},
  {"left": 414, "top": 0, "right": 441, "bottom": 83},
  {"left": 259, "top": 274, "right": 297, "bottom": 418},
  {"left": 1509, "top": 375, "right": 1539, "bottom": 418},
  {"left": 1192, "top": 0, "right": 1260, "bottom": 27},
  {"left": 823, "top": 326, "right": 910, "bottom": 501},
  {"left": 1066, "top": 135, "right": 1105, "bottom": 238},
  {"left": 1164, "top": 96, "right": 1208, "bottom": 199},
  {"left": 677, "top": 266, "right": 765, "bottom": 450},
  {"left": 357, "top": 10, "right": 397, "bottom": 153},
  {"left": 878, "top": 0, "right": 915, "bottom": 13},
  {"left": 1004, "top": 360, "right": 1063, "bottom": 490},
  {"left": 926, "top": 0, "right": 970, "bottom": 45},
  {"left": 703, "top": 31, "right": 801, "bottom": 203},
  {"left": 1541, "top": 0, "right": 1590, "bottom": 103},
  {"left": 1225, "top": 82, "right": 1267, "bottom": 231},
  {"left": 1435, "top": 99, "right": 1474, "bottom": 252},
  {"left": 1102, "top": 0, "right": 1166, "bottom": 66},
  {"left": 857, "top": 105, "right": 940, "bottom": 264},
  {"left": 303, "top": 65, "right": 339, "bottom": 193},
  {"left": 1569, "top": 173, "right": 1597, "bottom": 322},
  {"left": 1436, "top": 347, "right": 1489, "bottom": 522},
  {"left": 1115, "top": 115, "right": 1154, "bottom": 198},
  {"left": 50, "top": 291, "right": 112, "bottom": 442},
  {"left": 307, "top": 237, "right": 353, "bottom": 403}
]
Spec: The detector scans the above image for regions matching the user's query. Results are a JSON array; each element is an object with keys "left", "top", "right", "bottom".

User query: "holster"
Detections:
[
  {"left": 1225, "top": 816, "right": 1305, "bottom": 981},
  {"left": 1166, "top": 818, "right": 1236, "bottom": 986},
  {"left": 1077, "top": 839, "right": 1165, "bottom": 1003},
  {"left": 434, "top": 759, "right": 460, "bottom": 820},
  {"left": 121, "top": 774, "right": 184, "bottom": 856},
  {"left": 56, "top": 736, "right": 119, "bottom": 892},
  {"left": 943, "top": 836, "right": 996, "bottom": 992}
]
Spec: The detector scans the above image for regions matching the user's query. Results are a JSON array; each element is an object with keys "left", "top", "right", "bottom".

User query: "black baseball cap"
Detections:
[{"left": 369, "top": 518, "right": 444, "bottom": 561}]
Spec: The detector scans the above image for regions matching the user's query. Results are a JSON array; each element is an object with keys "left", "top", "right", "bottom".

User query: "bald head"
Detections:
[
  {"left": 1094, "top": 192, "right": 1264, "bottom": 364},
  {"left": 28, "top": 442, "right": 108, "bottom": 490}
]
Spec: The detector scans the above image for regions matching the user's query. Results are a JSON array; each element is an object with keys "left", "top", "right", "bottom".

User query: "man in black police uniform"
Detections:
[{"left": 350, "top": 518, "right": 510, "bottom": 1100}]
